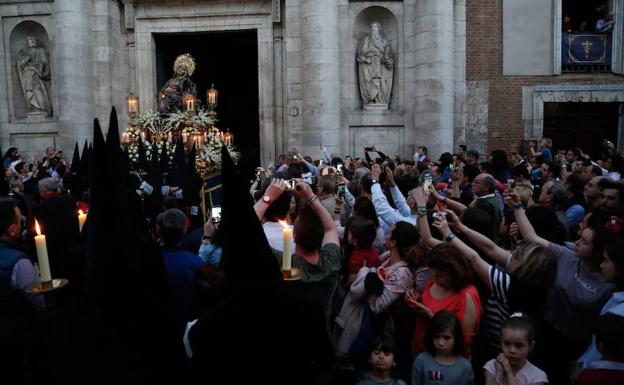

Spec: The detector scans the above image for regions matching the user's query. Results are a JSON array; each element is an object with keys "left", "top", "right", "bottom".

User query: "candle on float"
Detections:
[
  {"left": 203, "top": 132, "right": 208, "bottom": 143},
  {"left": 167, "top": 132, "right": 173, "bottom": 143},
  {"left": 182, "top": 132, "right": 188, "bottom": 142},
  {"left": 34, "top": 219, "right": 52, "bottom": 282},
  {"left": 140, "top": 132, "right": 146, "bottom": 142},
  {"left": 78, "top": 210, "right": 87, "bottom": 232},
  {"left": 279, "top": 220, "right": 292, "bottom": 273}
]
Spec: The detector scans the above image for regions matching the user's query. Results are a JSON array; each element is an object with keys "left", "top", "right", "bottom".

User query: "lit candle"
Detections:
[
  {"left": 78, "top": 210, "right": 87, "bottom": 232},
  {"left": 167, "top": 132, "right": 172, "bottom": 143},
  {"left": 141, "top": 132, "right": 146, "bottom": 142},
  {"left": 203, "top": 132, "right": 208, "bottom": 143},
  {"left": 34, "top": 219, "right": 52, "bottom": 282},
  {"left": 182, "top": 132, "right": 188, "bottom": 142},
  {"left": 279, "top": 220, "right": 292, "bottom": 274}
]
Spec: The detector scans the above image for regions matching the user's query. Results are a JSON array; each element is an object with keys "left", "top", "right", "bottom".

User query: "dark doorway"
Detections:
[
  {"left": 155, "top": 31, "right": 259, "bottom": 178},
  {"left": 543, "top": 102, "right": 620, "bottom": 159}
]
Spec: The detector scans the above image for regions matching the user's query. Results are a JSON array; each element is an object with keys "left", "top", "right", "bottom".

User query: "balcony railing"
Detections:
[{"left": 562, "top": 32, "right": 612, "bottom": 73}]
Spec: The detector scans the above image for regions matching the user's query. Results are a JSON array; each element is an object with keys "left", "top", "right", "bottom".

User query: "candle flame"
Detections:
[
  {"left": 35, "top": 219, "right": 41, "bottom": 235},
  {"left": 278, "top": 220, "right": 289, "bottom": 229},
  {"left": 78, "top": 209, "right": 84, "bottom": 215}
]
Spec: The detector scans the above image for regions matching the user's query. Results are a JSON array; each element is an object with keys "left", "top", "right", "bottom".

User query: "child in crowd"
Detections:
[
  {"left": 356, "top": 338, "right": 407, "bottom": 385},
  {"left": 412, "top": 311, "right": 474, "bottom": 385},
  {"left": 405, "top": 243, "right": 482, "bottom": 357},
  {"left": 346, "top": 216, "right": 380, "bottom": 285},
  {"left": 575, "top": 313, "right": 624, "bottom": 385},
  {"left": 484, "top": 313, "right": 548, "bottom": 385}
]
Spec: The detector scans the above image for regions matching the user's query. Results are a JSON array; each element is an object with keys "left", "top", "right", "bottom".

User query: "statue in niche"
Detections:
[
  {"left": 158, "top": 53, "right": 198, "bottom": 114},
  {"left": 17, "top": 36, "right": 51, "bottom": 115},
  {"left": 357, "top": 21, "right": 394, "bottom": 110}
]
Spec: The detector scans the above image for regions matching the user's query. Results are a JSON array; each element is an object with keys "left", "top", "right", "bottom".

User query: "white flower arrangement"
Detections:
[
  {"left": 165, "top": 111, "right": 188, "bottom": 130},
  {"left": 191, "top": 108, "right": 216, "bottom": 128},
  {"left": 137, "top": 110, "right": 161, "bottom": 130},
  {"left": 195, "top": 126, "right": 240, "bottom": 178}
]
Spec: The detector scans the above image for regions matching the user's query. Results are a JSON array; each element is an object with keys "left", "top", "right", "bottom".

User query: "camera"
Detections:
[
  {"left": 284, "top": 179, "right": 296, "bottom": 190},
  {"left": 211, "top": 206, "right": 222, "bottom": 224}
]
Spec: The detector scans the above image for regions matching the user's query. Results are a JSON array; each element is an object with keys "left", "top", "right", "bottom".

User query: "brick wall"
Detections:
[{"left": 467, "top": 0, "right": 623, "bottom": 153}]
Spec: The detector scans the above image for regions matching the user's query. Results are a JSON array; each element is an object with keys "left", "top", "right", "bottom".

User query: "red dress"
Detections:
[
  {"left": 348, "top": 246, "right": 379, "bottom": 274},
  {"left": 412, "top": 277, "right": 482, "bottom": 356}
]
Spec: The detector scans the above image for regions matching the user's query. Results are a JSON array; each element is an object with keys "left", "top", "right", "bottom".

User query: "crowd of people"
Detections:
[{"left": 1, "top": 109, "right": 623, "bottom": 385}]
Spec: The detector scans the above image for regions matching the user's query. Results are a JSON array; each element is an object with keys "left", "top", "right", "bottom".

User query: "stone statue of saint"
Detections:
[
  {"left": 158, "top": 53, "right": 198, "bottom": 114},
  {"left": 357, "top": 22, "right": 394, "bottom": 109},
  {"left": 17, "top": 36, "right": 51, "bottom": 114}
]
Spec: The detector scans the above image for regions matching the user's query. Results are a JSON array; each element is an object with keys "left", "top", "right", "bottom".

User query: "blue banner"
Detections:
[{"left": 562, "top": 33, "right": 612, "bottom": 64}]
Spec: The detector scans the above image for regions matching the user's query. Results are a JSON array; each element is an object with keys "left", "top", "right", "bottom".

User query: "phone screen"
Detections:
[
  {"left": 285, "top": 180, "right": 296, "bottom": 190},
  {"left": 338, "top": 183, "right": 346, "bottom": 196},
  {"left": 211, "top": 206, "right": 222, "bottom": 223},
  {"left": 424, "top": 175, "right": 433, "bottom": 191}
]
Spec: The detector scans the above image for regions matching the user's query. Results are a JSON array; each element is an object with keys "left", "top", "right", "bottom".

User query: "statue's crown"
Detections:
[{"left": 174, "top": 53, "right": 196, "bottom": 76}]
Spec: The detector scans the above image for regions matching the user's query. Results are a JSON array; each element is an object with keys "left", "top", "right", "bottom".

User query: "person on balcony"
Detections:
[{"left": 596, "top": 6, "right": 615, "bottom": 33}]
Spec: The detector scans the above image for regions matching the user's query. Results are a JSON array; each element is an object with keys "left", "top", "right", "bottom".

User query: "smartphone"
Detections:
[
  {"left": 284, "top": 179, "right": 296, "bottom": 190},
  {"left": 364, "top": 146, "right": 373, "bottom": 151},
  {"left": 423, "top": 173, "right": 433, "bottom": 191},
  {"left": 293, "top": 154, "right": 299, "bottom": 160},
  {"left": 337, "top": 183, "right": 346, "bottom": 197},
  {"left": 211, "top": 206, "right": 222, "bottom": 224},
  {"left": 318, "top": 159, "right": 324, "bottom": 168},
  {"left": 337, "top": 164, "right": 343, "bottom": 176}
]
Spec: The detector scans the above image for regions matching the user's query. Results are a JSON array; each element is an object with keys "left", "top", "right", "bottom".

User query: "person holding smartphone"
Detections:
[{"left": 199, "top": 213, "right": 222, "bottom": 267}]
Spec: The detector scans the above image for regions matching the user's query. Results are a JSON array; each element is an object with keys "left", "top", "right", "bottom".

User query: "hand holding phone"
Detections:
[{"left": 211, "top": 206, "right": 222, "bottom": 224}]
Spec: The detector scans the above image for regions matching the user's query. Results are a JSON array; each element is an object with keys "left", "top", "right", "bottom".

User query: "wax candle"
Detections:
[
  {"left": 34, "top": 219, "right": 52, "bottom": 282},
  {"left": 78, "top": 210, "right": 87, "bottom": 232},
  {"left": 279, "top": 220, "right": 292, "bottom": 272}
]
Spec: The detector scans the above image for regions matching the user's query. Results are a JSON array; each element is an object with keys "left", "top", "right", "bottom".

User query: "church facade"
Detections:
[{"left": 0, "top": 0, "right": 467, "bottom": 166}]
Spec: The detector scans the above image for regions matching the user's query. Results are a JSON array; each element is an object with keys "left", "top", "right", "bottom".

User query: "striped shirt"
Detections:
[{"left": 482, "top": 265, "right": 511, "bottom": 356}]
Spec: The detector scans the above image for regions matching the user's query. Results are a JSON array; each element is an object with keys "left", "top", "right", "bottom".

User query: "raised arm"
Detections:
[
  {"left": 445, "top": 210, "right": 511, "bottom": 267},
  {"left": 295, "top": 179, "right": 339, "bottom": 246},
  {"left": 505, "top": 193, "right": 549, "bottom": 248},
  {"left": 413, "top": 186, "right": 441, "bottom": 249},
  {"left": 432, "top": 214, "right": 492, "bottom": 290},
  {"left": 430, "top": 187, "right": 467, "bottom": 215},
  {"left": 253, "top": 179, "right": 286, "bottom": 221}
]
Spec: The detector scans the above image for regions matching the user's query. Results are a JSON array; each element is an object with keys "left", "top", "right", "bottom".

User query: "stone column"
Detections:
[
  {"left": 53, "top": 0, "right": 95, "bottom": 152},
  {"left": 300, "top": 0, "right": 341, "bottom": 156},
  {"left": 413, "top": 0, "right": 454, "bottom": 160}
]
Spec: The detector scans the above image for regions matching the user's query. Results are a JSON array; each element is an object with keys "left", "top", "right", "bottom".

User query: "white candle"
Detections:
[
  {"left": 78, "top": 210, "right": 87, "bottom": 232},
  {"left": 167, "top": 132, "right": 172, "bottom": 143},
  {"left": 34, "top": 219, "right": 52, "bottom": 282},
  {"left": 279, "top": 220, "right": 292, "bottom": 272}
]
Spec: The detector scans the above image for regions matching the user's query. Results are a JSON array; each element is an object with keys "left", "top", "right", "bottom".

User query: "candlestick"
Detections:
[
  {"left": 279, "top": 220, "right": 292, "bottom": 275},
  {"left": 34, "top": 219, "right": 52, "bottom": 282},
  {"left": 78, "top": 210, "right": 87, "bottom": 232}
]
